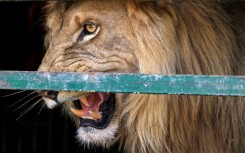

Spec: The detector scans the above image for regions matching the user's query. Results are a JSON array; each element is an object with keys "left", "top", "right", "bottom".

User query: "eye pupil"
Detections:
[{"left": 85, "top": 23, "right": 97, "bottom": 33}]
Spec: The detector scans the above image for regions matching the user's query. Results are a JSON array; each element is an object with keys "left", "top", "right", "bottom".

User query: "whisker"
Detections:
[
  {"left": 16, "top": 99, "right": 42, "bottom": 121},
  {"left": 38, "top": 100, "right": 46, "bottom": 116},
  {"left": 8, "top": 91, "right": 38, "bottom": 109},
  {"left": 34, "top": 14, "right": 46, "bottom": 26},
  {"left": 1, "top": 90, "right": 27, "bottom": 98},
  {"left": 12, "top": 94, "right": 41, "bottom": 112}
]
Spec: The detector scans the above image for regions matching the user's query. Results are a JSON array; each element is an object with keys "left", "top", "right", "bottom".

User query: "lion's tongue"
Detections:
[{"left": 70, "top": 93, "right": 106, "bottom": 120}]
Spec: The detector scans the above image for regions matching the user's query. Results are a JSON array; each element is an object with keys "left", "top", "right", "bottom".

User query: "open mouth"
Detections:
[{"left": 71, "top": 93, "right": 115, "bottom": 129}]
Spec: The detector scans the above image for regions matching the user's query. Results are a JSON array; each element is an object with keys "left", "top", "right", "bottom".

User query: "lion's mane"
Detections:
[{"left": 118, "top": 1, "right": 245, "bottom": 153}]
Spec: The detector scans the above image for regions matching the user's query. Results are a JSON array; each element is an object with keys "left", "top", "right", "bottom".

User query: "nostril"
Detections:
[
  {"left": 47, "top": 91, "right": 58, "bottom": 98},
  {"left": 37, "top": 90, "right": 58, "bottom": 100}
]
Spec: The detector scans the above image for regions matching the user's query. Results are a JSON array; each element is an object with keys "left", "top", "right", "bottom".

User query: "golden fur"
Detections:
[{"left": 39, "top": 1, "right": 245, "bottom": 153}]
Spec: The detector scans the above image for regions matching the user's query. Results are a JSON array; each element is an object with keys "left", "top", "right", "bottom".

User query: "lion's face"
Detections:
[{"left": 38, "top": 1, "right": 137, "bottom": 146}]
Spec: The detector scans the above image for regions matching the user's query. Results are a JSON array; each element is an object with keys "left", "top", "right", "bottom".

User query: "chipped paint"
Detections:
[{"left": 0, "top": 80, "right": 9, "bottom": 88}]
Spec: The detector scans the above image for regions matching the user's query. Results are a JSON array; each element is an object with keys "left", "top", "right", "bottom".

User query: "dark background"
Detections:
[
  {"left": 0, "top": 1, "right": 244, "bottom": 153},
  {"left": 0, "top": 2, "right": 116, "bottom": 153}
]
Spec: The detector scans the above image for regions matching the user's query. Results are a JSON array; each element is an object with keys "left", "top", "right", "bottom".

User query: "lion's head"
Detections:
[{"left": 38, "top": 0, "right": 245, "bottom": 153}]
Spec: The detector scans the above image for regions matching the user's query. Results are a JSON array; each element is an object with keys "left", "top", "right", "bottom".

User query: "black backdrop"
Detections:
[{"left": 0, "top": 2, "right": 116, "bottom": 153}]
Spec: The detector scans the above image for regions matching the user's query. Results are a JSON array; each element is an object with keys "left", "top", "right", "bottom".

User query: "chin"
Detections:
[{"left": 76, "top": 120, "right": 119, "bottom": 147}]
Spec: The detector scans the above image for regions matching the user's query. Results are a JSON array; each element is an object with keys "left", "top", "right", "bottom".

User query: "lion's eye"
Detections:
[
  {"left": 77, "top": 22, "right": 100, "bottom": 42},
  {"left": 85, "top": 23, "right": 97, "bottom": 34}
]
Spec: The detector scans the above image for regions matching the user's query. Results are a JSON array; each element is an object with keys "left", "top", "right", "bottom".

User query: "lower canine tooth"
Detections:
[{"left": 89, "top": 111, "right": 101, "bottom": 120}]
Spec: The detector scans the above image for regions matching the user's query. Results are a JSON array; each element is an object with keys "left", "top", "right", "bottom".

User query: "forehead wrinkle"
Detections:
[{"left": 57, "top": 1, "right": 127, "bottom": 36}]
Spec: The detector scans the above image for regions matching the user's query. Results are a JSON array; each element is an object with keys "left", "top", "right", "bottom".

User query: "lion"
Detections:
[{"left": 37, "top": 0, "right": 245, "bottom": 153}]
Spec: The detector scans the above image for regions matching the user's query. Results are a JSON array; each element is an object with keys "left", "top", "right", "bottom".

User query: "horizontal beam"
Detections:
[
  {"left": 0, "top": 0, "right": 242, "bottom": 1},
  {"left": 0, "top": 71, "right": 245, "bottom": 96}
]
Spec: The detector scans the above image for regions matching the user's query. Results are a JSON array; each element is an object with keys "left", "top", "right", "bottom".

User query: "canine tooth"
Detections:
[
  {"left": 82, "top": 116, "right": 94, "bottom": 120},
  {"left": 80, "top": 97, "right": 89, "bottom": 107},
  {"left": 70, "top": 107, "right": 85, "bottom": 118},
  {"left": 89, "top": 111, "right": 101, "bottom": 120}
]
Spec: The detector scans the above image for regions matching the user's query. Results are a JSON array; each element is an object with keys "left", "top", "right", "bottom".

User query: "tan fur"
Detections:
[{"left": 39, "top": 1, "right": 245, "bottom": 153}]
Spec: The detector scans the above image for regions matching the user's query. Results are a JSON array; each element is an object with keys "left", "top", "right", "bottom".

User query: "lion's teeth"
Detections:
[
  {"left": 70, "top": 107, "right": 85, "bottom": 118},
  {"left": 89, "top": 111, "right": 101, "bottom": 120},
  {"left": 80, "top": 97, "right": 89, "bottom": 107}
]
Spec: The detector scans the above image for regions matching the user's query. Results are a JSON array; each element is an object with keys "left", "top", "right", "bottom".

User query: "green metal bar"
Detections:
[
  {"left": 0, "top": 0, "right": 242, "bottom": 1},
  {"left": 0, "top": 71, "right": 245, "bottom": 96}
]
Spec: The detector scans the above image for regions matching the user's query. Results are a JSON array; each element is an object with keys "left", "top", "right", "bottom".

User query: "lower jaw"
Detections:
[{"left": 76, "top": 117, "right": 120, "bottom": 146}]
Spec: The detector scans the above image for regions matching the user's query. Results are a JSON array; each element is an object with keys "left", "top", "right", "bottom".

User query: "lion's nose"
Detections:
[{"left": 37, "top": 90, "right": 58, "bottom": 100}]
